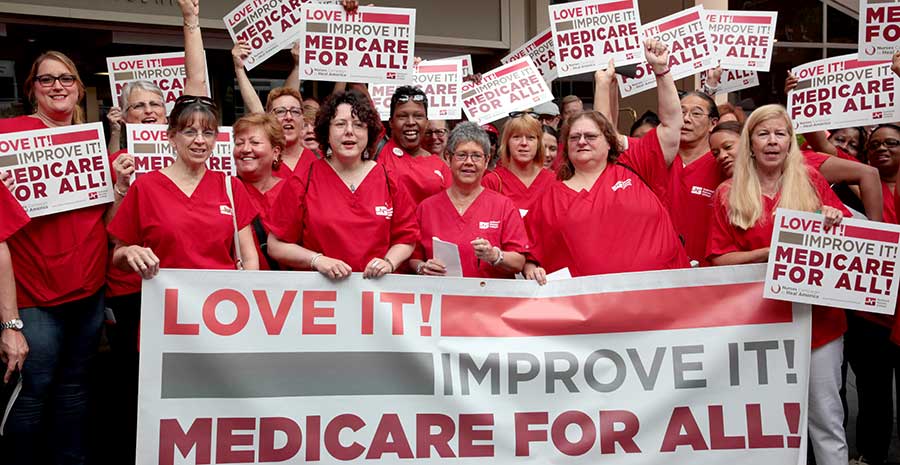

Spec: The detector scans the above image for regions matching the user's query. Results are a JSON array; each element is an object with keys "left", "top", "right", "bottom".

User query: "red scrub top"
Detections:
[
  {"left": 413, "top": 189, "right": 529, "bottom": 279},
  {"left": 378, "top": 138, "right": 450, "bottom": 204},
  {"left": 243, "top": 179, "right": 285, "bottom": 271},
  {"left": 0, "top": 116, "right": 108, "bottom": 308},
  {"left": 525, "top": 129, "right": 689, "bottom": 277},
  {"left": 106, "top": 149, "right": 140, "bottom": 297},
  {"left": 482, "top": 166, "right": 555, "bottom": 216},
  {"left": 667, "top": 151, "right": 723, "bottom": 265},
  {"left": 108, "top": 170, "right": 257, "bottom": 270},
  {"left": 857, "top": 181, "right": 898, "bottom": 330},
  {"left": 266, "top": 159, "right": 419, "bottom": 272},
  {"left": 893, "top": 185, "right": 900, "bottom": 345},
  {"left": 706, "top": 169, "right": 850, "bottom": 348},
  {"left": 1, "top": 183, "right": 29, "bottom": 241},
  {"left": 273, "top": 147, "right": 318, "bottom": 180}
]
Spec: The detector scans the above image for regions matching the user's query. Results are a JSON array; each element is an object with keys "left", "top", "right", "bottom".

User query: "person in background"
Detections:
[
  {"left": 0, "top": 186, "right": 29, "bottom": 384},
  {"left": 422, "top": 119, "right": 450, "bottom": 156},
  {"left": 482, "top": 123, "right": 500, "bottom": 169},
  {"left": 533, "top": 101, "right": 561, "bottom": 130},
  {"left": 709, "top": 120, "right": 742, "bottom": 179},
  {"left": 716, "top": 102, "right": 746, "bottom": 124},
  {"left": 541, "top": 124, "right": 559, "bottom": 170},
  {"left": 559, "top": 94, "right": 584, "bottom": 122},
  {"left": 629, "top": 110, "right": 660, "bottom": 139}
]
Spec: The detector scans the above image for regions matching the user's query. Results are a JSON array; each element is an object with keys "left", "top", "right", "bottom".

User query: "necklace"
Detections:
[{"left": 350, "top": 183, "right": 357, "bottom": 193}]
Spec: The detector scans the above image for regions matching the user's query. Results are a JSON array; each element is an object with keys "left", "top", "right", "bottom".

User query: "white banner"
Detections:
[
  {"left": 125, "top": 124, "right": 235, "bottom": 179},
  {"left": 369, "top": 59, "right": 463, "bottom": 121},
  {"left": 460, "top": 57, "right": 554, "bottom": 126},
  {"left": 765, "top": 208, "right": 900, "bottom": 314},
  {"left": 705, "top": 10, "right": 777, "bottom": 72},
  {"left": 550, "top": 0, "right": 644, "bottom": 77},
  {"left": 224, "top": 0, "right": 308, "bottom": 71},
  {"left": 859, "top": 0, "right": 900, "bottom": 61},
  {"left": 788, "top": 53, "right": 899, "bottom": 133},
  {"left": 107, "top": 52, "right": 209, "bottom": 114},
  {"left": 502, "top": 28, "right": 558, "bottom": 84},
  {"left": 1, "top": 123, "right": 112, "bottom": 217},
  {"left": 443, "top": 54, "right": 473, "bottom": 76},
  {"left": 701, "top": 68, "right": 759, "bottom": 94}
]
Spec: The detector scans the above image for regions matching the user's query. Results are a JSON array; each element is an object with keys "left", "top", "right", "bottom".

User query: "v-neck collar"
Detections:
[
  {"left": 158, "top": 169, "right": 214, "bottom": 202},
  {"left": 320, "top": 159, "right": 380, "bottom": 197},
  {"left": 442, "top": 189, "right": 486, "bottom": 221}
]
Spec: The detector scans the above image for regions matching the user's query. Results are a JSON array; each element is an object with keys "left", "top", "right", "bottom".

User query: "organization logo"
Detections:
[
  {"left": 219, "top": 205, "right": 233, "bottom": 216},
  {"left": 770, "top": 283, "right": 781, "bottom": 294},
  {"left": 479, "top": 220, "right": 501, "bottom": 230},
  {"left": 375, "top": 205, "right": 393, "bottom": 218},
  {"left": 873, "top": 111, "right": 883, "bottom": 119},
  {"left": 611, "top": 179, "right": 633, "bottom": 192},
  {"left": 865, "top": 297, "right": 876, "bottom": 306},
  {"left": 386, "top": 72, "right": 397, "bottom": 79},
  {"left": 690, "top": 185, "right": 714, "bottom": 198},
  {"left": 88, "top": 191, "right": 99, "bottom": 200}
]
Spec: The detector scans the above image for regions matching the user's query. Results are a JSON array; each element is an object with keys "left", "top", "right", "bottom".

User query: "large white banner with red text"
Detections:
[{"left": 138, "top": 265, "right": 810, "bottom": 465}]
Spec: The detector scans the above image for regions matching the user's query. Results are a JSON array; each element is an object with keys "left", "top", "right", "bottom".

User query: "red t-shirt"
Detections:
[
  {"left": 0, "top": 184, "right": 29, "bottom": 242},
  {"left": 413, "top": 189, "right": 529, "bottom": 279},
  {"left": 378, "top": 138, "right": 450, "bottom": 204},
  {"left": 667, "top": 151, "right": 723, "bottom": 265},
  {"left": 481, "top": 166, "right": 555, "bottom": 217},
  {"left": 273, "top": 147, "right": 318, "bottom": 180},
  {"left": 266, "top": 159, "right": 419, "bottom": 272},
  {"left": 243, "top": 179, "right": 285, "bottom": 271},
  {"left": 706, "top": 169, "right": 850, "bottom": 348},
  {"left": 525, "top": 130, "right": 689, "bottom": 277},
  {"left": 0, "top": 116, "right": 108, "bottom": 307},
  {"left": 108, "top": 170, "right": 257, "bottom": 270}
]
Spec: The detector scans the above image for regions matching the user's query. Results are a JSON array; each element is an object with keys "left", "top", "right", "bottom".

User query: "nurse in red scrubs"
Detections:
[
  {"left": 267, "top": 91, "right": 419, "bottom": 279},
  {"left": 0, "top": 186, "right": 28, "bottom": 383},
  {"left": 411, "top": 122, "right": 528, "bottom": 278}
]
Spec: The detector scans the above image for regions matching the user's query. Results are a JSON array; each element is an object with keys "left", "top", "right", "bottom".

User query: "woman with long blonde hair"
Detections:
[{"left": 707, "top": 104, "right": 849, "bottom": 465}]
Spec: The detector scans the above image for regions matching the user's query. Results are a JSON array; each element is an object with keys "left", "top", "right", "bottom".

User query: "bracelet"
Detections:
[
  {"left": 383, "top": 257, "right": 395, "bottom": 273},
  {"left": 416, "top": 262, "right": 426, "bottom": 275},
  {"left": 702, "top": 83, "right": 719, "bottom": 95},
  {"left": 309, "top": 253, "right": 323, "bottom": 270},
  {"left": 184, "top": 20, "right": 200, "bottom": 31},
  {"left": 490, "top": 247, "right": 504, "bottom": 267},
  {"left": 114, "top": 185, "right": 128, "bottom": 197},
  {"left": 654, "top": 67, "right": 671, "bottom": 77}
]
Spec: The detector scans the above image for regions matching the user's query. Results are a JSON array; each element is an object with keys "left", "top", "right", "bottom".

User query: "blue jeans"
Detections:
[{"left": 4, "top": 291, "right": 104, "bottom": 465}]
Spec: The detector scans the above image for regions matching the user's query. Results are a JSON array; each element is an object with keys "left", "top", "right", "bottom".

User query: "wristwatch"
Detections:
[{"left": 0, "top": 319, "right": 23, "bottom": 331}]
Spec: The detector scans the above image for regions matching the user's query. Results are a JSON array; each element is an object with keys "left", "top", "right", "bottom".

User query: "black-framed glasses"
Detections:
[
  {"left": 451, "top": 151, "right": 486, "bottom": 162},
  {"left": 867, "top": 139, "right": 900, "bottom": 150},
  {"left": 509, "top": 111, "right": 539, "bottom": 119},
  {"left": 173, "top": 95, "right": 217, "bottom": 109},
  {"left": 35, "top": 74, "right": 77, "bottom": 88},
  {"left": 272, "top": 107, "right": 303, "bottom": 118},
  {"left": 395, "top": 93, "right": 426, "bottom": 104}
]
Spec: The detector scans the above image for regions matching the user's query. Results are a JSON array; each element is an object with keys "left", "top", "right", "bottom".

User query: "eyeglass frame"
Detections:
[{"left": 35, "top": 74, "right": 77, "bottom": 88}]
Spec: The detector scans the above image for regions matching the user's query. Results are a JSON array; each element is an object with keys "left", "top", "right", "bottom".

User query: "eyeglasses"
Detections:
[
  {"left": 35, "top": 74, "right": 77, "bottom": 88},
  {"left": 127, "top": 101, "right": 165, "bottom": 112},
  {"left": 331, "top": 120, "right": 367, "bottom": 131},
  {"left": 173, "top": 95, "right": 217, "bottom": 109},
  {"left": 568, "top": 132, "right": 601, "bottom": 143},
  {"left": 425, "top": 128, "right": 448, "bottom": 137},
  {"left": 451, "top": 151, "right": 486, "bottom": 162},
  {"left": 867, "top": 139, "right": 900, "bottom": 150},
  {"left": 681, "top": 108, "right": 709, "bottom": 120},
  {"left": 395, "top": 93, "right": 426, "bottom": 104},
  {"left": 272, "top": 107, "right": 303, "bottom": 118},
  {"left": 179, "top": 128, "right": 217, "bottom": 140},
  {"left": 509, "top": 111, "right": 540, "bottom": 119}
]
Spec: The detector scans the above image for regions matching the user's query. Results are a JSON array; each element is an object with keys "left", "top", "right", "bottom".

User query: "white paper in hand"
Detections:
[{"left": 432, "top": 237, "right": 464, "bottom": 278}]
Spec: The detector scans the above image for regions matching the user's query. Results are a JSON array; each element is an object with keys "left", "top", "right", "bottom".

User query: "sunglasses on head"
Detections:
[
  {"left": 509, "top": 111, "right": 540, "bottom": 119},
  {"left": 396, "top": 93, "right": 426, "bottom": 104},
  {"left": 173, "top": 95, "right": 217, "bottom": 109}
]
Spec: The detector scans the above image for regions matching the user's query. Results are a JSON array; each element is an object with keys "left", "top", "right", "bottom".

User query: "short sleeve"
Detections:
[
  {"left": 107, "top": 182, "right": 143, "bottom": 245},
  {"left": 617, "top": 127, "right": 668, "bottom": 199},
  {"left": 0, "top": 187, "right": 29, "bottom": 242},
  {"left": 389, "top": 179, "right": 420, "bottom": 247},
  {"left": 265, "top": 176, "right": 306, "bottom": 244},
  {"left": 230, "top": 176, "right": 258, "bottom": 230},
  {"left": 706, "top": 185, "right": 742, "bottom": 260},
  {"left": 481, "top": 170, "right": 502, "bottom": 193},
  {"left": 411, "top": 203, "right": 427, "bottom": 261},
  {"left": 499, "top": 197, "right": 529, "bottom": 255},
  {"left": 801, "top": 150, "right": 829, "bottom": 171}
]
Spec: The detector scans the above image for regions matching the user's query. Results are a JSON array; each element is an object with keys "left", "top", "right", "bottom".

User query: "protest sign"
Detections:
[
  {"left": 369, "top": 59, "right": 463, "bottom": 121},
  {"left": 549, "top": 0, "right": 644, "bottom": 78},
  {"left": 788, "top": 53, "right": 899, "bottom": 133},
  {"left": 859, "top": 0, "right": 900, "bottom": 61},
  {"left": 460, "top": 57, "right": 554, "bottom": 125},
  {"left": 617, "top": 6, "right": 716, "bottom": 97},
  {"left": 765, "top": 209, "right": 900, "bottom": 314},
  {"left": 502, "top": 28, "right": 558, "bottom": 84},
  {"left": 224, "top": 0, "right": 307, "bottom": 71},
  {"left": 126, "top": 124, "right": 235, "bottom": 178},
  {"left": 299, "top": 4, "right": 416, "bottom": 83},
  {"left": 1, "top": 123, "right": 112, "bottom": 217},
  {"left": 700, "top": 67, "right": 759, "bottom": 94},
  {"left": 443, "top": 54, "right": 473, "bottom": 76},
  {"left": 107, "top": 52, "right": 209, "bottom": 114},
  {"left": 705, "top": 10, "right": 777, "bottom": 72},
  {"left": 138, "top": 264, "right": 811, "bottom": 465}
]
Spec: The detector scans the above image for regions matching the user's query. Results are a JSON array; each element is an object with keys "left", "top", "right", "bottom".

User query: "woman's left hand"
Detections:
[
  {"left": 112, "top": 153, "right": 135, "bottom": 193},
  {"left": 822, "top": 206, "right": 844, "bottom": 230},
  {"left": 471, "top": 238, "right": 498, "bottom": 263},
  {"left": 364, "top": 257, "right": 394, "bottom": 279},
  {"left": 178, "top": 0, "right": 199, "bottom": 19}
]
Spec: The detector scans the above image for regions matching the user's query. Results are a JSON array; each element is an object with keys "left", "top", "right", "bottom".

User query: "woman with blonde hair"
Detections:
[{"left": 707, "top": 104, "right": 849, "bottom": 465}]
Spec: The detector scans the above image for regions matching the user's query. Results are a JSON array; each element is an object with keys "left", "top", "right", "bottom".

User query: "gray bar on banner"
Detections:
[
  {"left": 161, "top": 351, "right": 435, "bottom": 398},
  {"left": 556, "top": 20, "right": 575, "bottom": 32},
  {"left": 779, "top": 231, "right": 805, "bottom": 245},
  {"left": 794, "top": 79, "right": 813, "bottom": 91}
]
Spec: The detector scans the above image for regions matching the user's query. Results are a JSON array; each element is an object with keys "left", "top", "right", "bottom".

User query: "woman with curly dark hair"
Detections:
[{"left": 266, "top": 91, "right": 419, "bottom": 279}]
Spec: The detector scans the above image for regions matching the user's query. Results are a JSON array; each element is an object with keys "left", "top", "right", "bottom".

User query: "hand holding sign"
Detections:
[
  {"left": 231, "top": 40, "right": 251, "bottom": 69},
  {"left": 821, "top": 205, "right": 844, "bottom": 231}
]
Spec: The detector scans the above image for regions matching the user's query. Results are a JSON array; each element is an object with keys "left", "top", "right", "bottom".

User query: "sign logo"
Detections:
[
  {"left": 748, "top": 61, "right": 756, "bottom": 67},
  {"left": 611, "top": 179, "right": 633, "bottom": 192},
  {"left": 770, "top": 284, "right": 781, "bottom": 294},
  {"left": 873, "top": 111, "right": 883, "bottom": 119},
  {"left": 88, "top": 191, "right": 99, "bottom": 200},
  {"left": 690, "top": 186, "right": 714, "bottom": 198},
  {"left": 375, "top": 206, "right": 393, "bottom": 218},
  {"left": 865, "top": 297, "right": 876, "bottom": 306},
  {"left": 386, "top": 72, "right": 397, "bottom": 80}
]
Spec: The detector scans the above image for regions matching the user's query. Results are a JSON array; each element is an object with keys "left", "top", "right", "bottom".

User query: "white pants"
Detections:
[{"left": 808, "top": 337, "right": 848, "bottom": 465}]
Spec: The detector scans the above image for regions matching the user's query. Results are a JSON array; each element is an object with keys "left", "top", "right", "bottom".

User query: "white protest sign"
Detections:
[
  {"left": 788, "top": 53, "right": 899, "bottom": 133},
  {"left": 443, "top": 54, "right": 473, "bottom": 76},
  {"left": 126, "top": 124, "right": 235, "bottom": 179},
  {"left": 299, "top": 4, "right": 415, "bottom": 83},
  {"left": 765, "top": 209, "right": 900, "bottom": 314},
  {"left": 460, "top": 57, "right": 554, "bottom": 125},
  {"left": 617, "top": 6, "right": 716, "bottom": 97},
  {"left": 1, "top": 123, "right": 112, "bottom": 217},
  {"left": 859, "top": 0, "right": 900, "bottom": 61},
  {"left": 705, "top": 10, "right": 777, "bottom": 72},
  {"left": 369, "top": 59, "right": 463, "bottom": 121},
  {"left": 502, "top": 28, "right": 558, "bottom": 84},
  {"left": 550, "top": 0, "right": 644, "bottom": 77},
  {"left": 107, "top": 52, "right": 209, "bottom": 114},
  {"left": 224, "top": 0, "right": 306, "bottom": 71},
  {"left": 701, "top": 68, "right": 760, "bottom": 94}
]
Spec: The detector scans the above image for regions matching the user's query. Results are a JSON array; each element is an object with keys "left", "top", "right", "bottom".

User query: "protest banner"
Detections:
[
  {"left": 224, "top": 0, "right": 308, "bottom": 71},
  {"left": 765, "top": 209, "right": 900, "bottom": 314},
  {"left": 107, "top": 52, "right": 209, "bottom": 114},
  {"left": 138, "top": 265, "right": 812, "bottom": 465},
  {"left": 1, "top": 123, "right": 112, "bottom": 217},
  {"left": 705, "top": 10, "right": 777, "bottom": 72},
  {"left": 859, "top": 0, "right": 900, "bottom": 61},
  {"left": 369, "top": 59, "right": 463, "bottom": 121},
  {"left": 299, "top": 4, "right": 416, "bottom": 83},
  {"left": 617, "top": 6, "right": 716, "bottom": 97},
  {"left": 460, "top": 58, "right": 554, "bottom": 125},
  {"left": 700, "top": 67, "right": 760, "bottom": 94},
  {"left": 443, "top": 54, "right": 473, "bottom": 76},
  {"left": 788, "top": 53, "right": 899, "bottom": 133},
  {"left": 549, "top": 0, "right": 644, "bottom": 78},
  {"left": 502, "top": 28, "right": 558, "bottom": 84},
  {"left": 126, "top": 124, "right": 235, "bottom": 179}
]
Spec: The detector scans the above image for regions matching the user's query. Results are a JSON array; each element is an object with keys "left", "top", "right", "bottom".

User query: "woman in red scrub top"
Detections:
[
  {"left": 706, "top": 104, "right": 849, "bottom": 465},
  {"left": 411, "top": 122, "right": 528, "bottom": 278},
  {"left": 109, "top": 95, "right": 260, "bottom": 275},
  {"left": 267, "top": 91, "right": 419, "bottom": 279},
  {"left": 482, "top": 112, "right": 555, "bottom": 216},
  {"left": 0, "top": 186, "right": 29, "bottom": 384}
]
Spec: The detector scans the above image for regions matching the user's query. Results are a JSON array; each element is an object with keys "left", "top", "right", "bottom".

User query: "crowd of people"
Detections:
[{"left": 1, "top": 0, "right": 900, "bottom": 463}]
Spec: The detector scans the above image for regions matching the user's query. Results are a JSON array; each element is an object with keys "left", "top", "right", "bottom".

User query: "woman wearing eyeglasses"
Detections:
[
  {"left": 410, "top": 122, "right": 528, "bottom": 278},
  {"left": 422, "top": 120, "right": 450, "bottom": 156},
  {"left": 267, "top": 91, "right": 418, "bottom": 279},
  {"left": 377, "top": 85, "right": 451, "bottom": 204},
  {"left": 482, "top": 112, "right": 555, "bottom": 217},
  {"left": 108, "top": 96, "right": 259, "bottom": 277}
]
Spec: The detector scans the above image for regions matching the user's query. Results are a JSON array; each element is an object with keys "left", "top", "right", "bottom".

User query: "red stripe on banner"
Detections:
[
  {"left": 361, "top": 12, "right": 410, "bottom": 25},
  {"left": 594, "top": 0, "right": 634, "bottom": 13},
  {"left": 495, "top": 60, "right": 530, "bottom": 77},
  {"left": 216, "top": 132, "right": 230, "bottom": 142},
  {"left": 844, "top": 225, "right": 900, "bottom": 243},
  {"left": 841, "top": 59, "right": 889, "bottom": 69},
  {"left": 730, "top": 15, "right": 773, "bottom": 24},
  {"left": 658, "top": 11, "right": 701, "bottom": 31},
  {"left": 441, "top": 282, "right": 791, "bottom": 337},
  {"left": 418, "top": 64, "right": 458, "bottom": 73},
  {"left": 160, "top": 57, "right": 185, "bottom": 67},
  {"left": 50, "top": 129, "right": 98, "bottom": 145},
  {"left": 534, "top": 30, "right": 553, "bottom": 46}
]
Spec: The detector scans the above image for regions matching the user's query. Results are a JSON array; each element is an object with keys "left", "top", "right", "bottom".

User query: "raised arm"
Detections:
[
  {"left": 817, "top": 157, "right": 883, "bottom": 221},
  {"left": 284, "top": 42, "right": 302, "bottom": 91},
  {"left": 231, "top": 41, "right": 264, "bottom": 114},
  {"left": 645, "top": 38, "right": 682, "bottom": 166},
  {"left": 179, "top": 0, "right": 208, "bottom": 96},
  {"left": 593, "top": 59, "right": 627, "bottom": 149}
]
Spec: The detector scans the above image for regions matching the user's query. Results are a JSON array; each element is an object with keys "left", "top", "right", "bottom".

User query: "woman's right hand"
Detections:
[
  {"left": 314, "top": 256, "right": 353, "bottom": 280},
  {"left": 784, "top": 71, "right": 798, "bottom": 95},
  {"left": 124, "top": 245, "right": 160, "bottom": 279},
  {"left": 418, "top": 259, "right": 447, "bottom": 276},
  {"left": 107, "top": 106, "right": 124, "bottom": 132},
  {"left": 1, "top": 171, "right": 12, "bottom": 191},
  {"left": 523, "top": 262, "right": 547, "bottom": 285},
  {"left": 232, "top": 41, "right": 251, "bottom": 69},
  {"left": 177, "top": 0, "right": 199, "bottom": 19}
]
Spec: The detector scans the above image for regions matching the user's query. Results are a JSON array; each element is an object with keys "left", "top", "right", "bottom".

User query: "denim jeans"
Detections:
[{"left": 4, "top": 290, "right": 104, "bottom": 465}]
